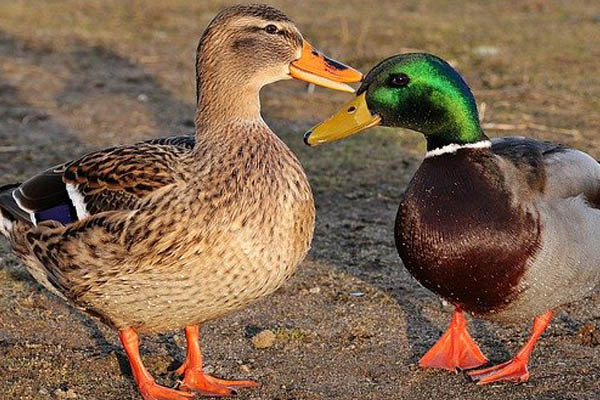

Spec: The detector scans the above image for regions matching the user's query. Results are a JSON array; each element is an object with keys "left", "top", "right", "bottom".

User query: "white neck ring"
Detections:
[{"left": 425, "top": 140, "right": 492, "bottom": 158}]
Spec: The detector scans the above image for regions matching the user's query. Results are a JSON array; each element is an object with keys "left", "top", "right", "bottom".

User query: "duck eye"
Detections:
[
  {"left": 264, "top": 24, "right": 278, "bottom": 34},
  {"left": 390, "top": 73, "right": 410, "bottom": 87}
]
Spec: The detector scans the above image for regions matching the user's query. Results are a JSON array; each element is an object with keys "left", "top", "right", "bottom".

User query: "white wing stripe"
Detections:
[
  {"left": 66, "top": 183, "right": 89, "bottom": 220},
  {"left": 0, "top": 211, "right": 12, "bottom": 237},
  {"left": 12, "top": 189, "right": 37, "bottom": 226}
]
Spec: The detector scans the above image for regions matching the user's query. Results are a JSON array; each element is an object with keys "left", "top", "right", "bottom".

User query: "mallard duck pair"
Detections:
[
  {"left": 0, "top": 4, "right": 362, "bottom": 400},
  {"left": 2, "top": 3, "right": 597, "bottom": 398},
  {"left": 306, "top": 53, "right": 600, "bottom": 384}
]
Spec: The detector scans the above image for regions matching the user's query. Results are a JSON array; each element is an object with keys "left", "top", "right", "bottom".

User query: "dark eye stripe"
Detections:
[{"left": 243, "top": 26, "right": 301, "bottom": 47}]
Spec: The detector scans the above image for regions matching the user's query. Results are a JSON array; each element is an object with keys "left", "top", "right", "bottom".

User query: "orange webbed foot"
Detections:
[
  {"left": 178, "top": 369, "right": 258, "bottom": 397},
  {"left": 175, "top": 325, "right": 258, "bottom": 397},
  {"left": 202, "top": 375, "right": 259, "bottom": 389},
  {"left": 468, "top": 310, "right": 553, "bottom": 385},
  {"left": 468, "top": 356, "right": 529, "bottom": 384},
  {"left": 139, "top": 381, "right": 196, "bottom": 400},
  {"left": 419, "top": 308, "right": 487, "bottom": 372},
  {"left": 119, "top": 327, "right": 197, "bottom": 400}
]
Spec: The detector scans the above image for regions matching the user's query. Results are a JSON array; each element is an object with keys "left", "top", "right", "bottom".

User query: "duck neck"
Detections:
[
  {"left": 412, "top": 60, "right": 488, "bottom": 151},
  {"left": 194, "top": 72, "right": 262, "bottom": 131},
  {"left": 425, "top": 125, "right": 489, "bottom": 153},
  {"left": 420, "top": 101, "right": 491, "bottom": 157},
  {"left": 420, "top": 92, "right": 489, "bottom": 153},
  {"left": 193, "top": 42, "right": 263, "bottom": 133}
]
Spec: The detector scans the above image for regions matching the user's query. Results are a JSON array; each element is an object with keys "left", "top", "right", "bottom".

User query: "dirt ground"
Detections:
[{"left": 1, "top": 1, "right": 600, "bottom": 399}]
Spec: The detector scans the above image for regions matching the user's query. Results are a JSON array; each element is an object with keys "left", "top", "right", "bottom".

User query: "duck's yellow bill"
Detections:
[
  {"left": 289, "top": 41, "right": 363, "bottom": 93},
  {"left": 304, "top": 93, "right": 381, "bottom": 146}
]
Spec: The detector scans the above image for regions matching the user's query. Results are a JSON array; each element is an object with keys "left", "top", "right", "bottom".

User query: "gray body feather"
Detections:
[{"left": 491, "top": 137, "right": 600, "bottom": 321}]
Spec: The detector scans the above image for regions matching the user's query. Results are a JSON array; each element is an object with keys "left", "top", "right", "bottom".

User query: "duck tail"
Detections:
[{"left": 0, "top": 183, "right": 21, "bottom": 238}]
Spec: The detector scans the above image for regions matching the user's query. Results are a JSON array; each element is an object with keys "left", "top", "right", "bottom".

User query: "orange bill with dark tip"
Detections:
[{"left": 289, "top": 41, "right": 363, "bottom": 93}]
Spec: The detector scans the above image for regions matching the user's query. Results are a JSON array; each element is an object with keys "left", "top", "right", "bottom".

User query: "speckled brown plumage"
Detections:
[
  {"left": 2, "top": 4, "right": 315, "bottom": 333},
  {"left": 4, "top": 123, "right": 314, "bottom": 333},
  {"left": 0, "top": 4, "right": 339, "bottom": 399}
]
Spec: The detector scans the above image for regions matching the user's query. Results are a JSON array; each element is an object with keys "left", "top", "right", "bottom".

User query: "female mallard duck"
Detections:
[
  {"left": 0, "top": 4, "right": 362, "bottom": 400},
  {"left": 304, "top": 53, "right": 600, "bottom": 384}
]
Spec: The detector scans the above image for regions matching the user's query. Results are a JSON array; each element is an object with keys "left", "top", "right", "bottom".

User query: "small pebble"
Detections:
[
  {"left": 473, "top": 45, "right": 500, "bottom": 56},
  {"left": 53, "top": 388, "right": 77, "bottom": 399},
  {"left": 578, "top": 322, "right": 600, "bottom": 346},
  {"left": 252, "top": 330, "right": 276, "bottom": 349},
  {"left": 309, "top": 287, "right": 321, "bottom": 294}
]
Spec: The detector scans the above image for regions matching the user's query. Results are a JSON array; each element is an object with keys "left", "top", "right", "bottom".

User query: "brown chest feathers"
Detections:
[{"left": 395, "top": 149, "right": 541, "bottom": 315}]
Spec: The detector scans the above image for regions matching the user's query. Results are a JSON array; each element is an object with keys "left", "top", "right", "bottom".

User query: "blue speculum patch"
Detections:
[{"left": 35, "top": 204, "right": 77, "bottom": 225}]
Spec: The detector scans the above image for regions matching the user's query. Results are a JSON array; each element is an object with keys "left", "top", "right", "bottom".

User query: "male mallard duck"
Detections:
[
  {"left": 304, "top": 53, "right": 600, "bottom": 384},
  {"left": 0, "top": 4, "right": 362, "bottom": 400}
]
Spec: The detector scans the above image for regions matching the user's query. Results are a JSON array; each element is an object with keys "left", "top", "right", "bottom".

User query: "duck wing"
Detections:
[
  {"left": 491, "top": 136, "right": 600, "bottom": 204},
  {"left": 490, "top": 137, "right": 600, "bottom": 320},
  {"left": 0, "top": 136, "right": 195, "bottom": 226}
]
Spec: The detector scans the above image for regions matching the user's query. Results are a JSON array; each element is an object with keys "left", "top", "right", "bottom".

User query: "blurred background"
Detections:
[{"left": 1, "top": 1, "right": 599, "bottom": 399}]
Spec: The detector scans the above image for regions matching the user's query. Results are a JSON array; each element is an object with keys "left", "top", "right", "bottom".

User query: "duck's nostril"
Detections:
[
  {"left": 347, "top": 106, "right": 356, "bottom": 114},
  {"left": 303, "top": 131, "right": 312, "bottom": 146},
  {"left": 324, "top": 56, "right": 348, "bottom": 71}
]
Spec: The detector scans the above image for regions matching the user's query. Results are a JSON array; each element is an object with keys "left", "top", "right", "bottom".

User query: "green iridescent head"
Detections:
[{"left": 304, "top": 53, "right": 487, "bottom": 150}]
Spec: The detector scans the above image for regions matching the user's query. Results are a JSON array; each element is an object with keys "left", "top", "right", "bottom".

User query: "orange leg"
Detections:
[
  {"left": 175, "top": 325, "right": 258, "bottom": 397},
  {"left": 119, "top": 327, "right": 194, "bottom": 400},
  {"left": 419, "top": 307, "right": 488, "bottom": 372},
  {"left": 468, "top": 310, "right": 553, "bottom": 385}
]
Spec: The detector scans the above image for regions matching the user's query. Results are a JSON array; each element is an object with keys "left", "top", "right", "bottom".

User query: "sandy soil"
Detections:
[{"left": 1, "top": 1, "right": 600, "bottom": 399}]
